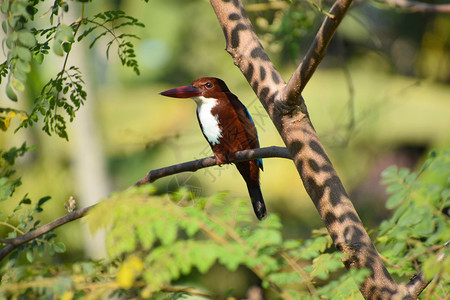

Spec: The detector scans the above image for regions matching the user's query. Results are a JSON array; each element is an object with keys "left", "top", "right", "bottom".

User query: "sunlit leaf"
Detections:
[
  {"left": 34, "top": 53, "right": 44, "bottom": 64},
  {"left": 26, "top": 249, "right": 34, "bottom": 263},
  {"left": 18, "top": 31, "right": 36, "bottom": 48},
  {"left": 53, "top": 242, "right": 66, "bottom": 253},
  {"left": 6, "top": 81, "right": 17, "bottom": 101},
  {"left": 12, "top": 77, "right": 25, "bottom": 91}
]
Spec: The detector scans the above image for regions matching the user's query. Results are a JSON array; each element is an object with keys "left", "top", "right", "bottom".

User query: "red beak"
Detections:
[{"left": 159, "top": 85, "right": 203, "bottom": 98}]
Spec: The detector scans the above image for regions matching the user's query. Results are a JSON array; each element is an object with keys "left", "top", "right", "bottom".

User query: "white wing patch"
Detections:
[{"left": 192, "top": 96, "right": 222, "bottom": 145}]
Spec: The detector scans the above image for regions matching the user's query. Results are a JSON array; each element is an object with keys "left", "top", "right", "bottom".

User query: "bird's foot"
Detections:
[{"left": 214, "top": 155, "right": 233, "bottom": 166}]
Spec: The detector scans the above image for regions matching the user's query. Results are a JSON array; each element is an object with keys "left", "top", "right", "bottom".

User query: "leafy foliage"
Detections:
[
  {"left": 0, "top": 143, "right": 33, "bottom": 203},
  {"left": 1, "top": 1, "right": 144, "bottom": 139},
  {"left": 0, "top": 144, "right": 64, "bottom": 265},
  {"left": 1, "top": 185, "right": 368, "bottom": 299},
  {"left": 77, "top": 10, "right": 144, "bottom": 75},
  {"left": 16, "top": 66, "right": 86, "bottom": 140},
  {"left": 0, "top": 0, "right": 38, "bottom": 101},
  {"left": 378, "top": 150, "right": 450, "bottom": 298},
  {"left": 2, "top": 150, "right": 448, "bottom": 299}
]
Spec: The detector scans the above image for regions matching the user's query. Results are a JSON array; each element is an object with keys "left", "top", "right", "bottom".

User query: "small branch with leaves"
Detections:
[{"left": 1, "top": 3, "right": 144, "bottom": 139}]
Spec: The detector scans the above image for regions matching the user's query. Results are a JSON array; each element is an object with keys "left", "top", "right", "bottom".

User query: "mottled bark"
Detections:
[{"left": 210, "top": 0, "right": 418, "bottom": 298}]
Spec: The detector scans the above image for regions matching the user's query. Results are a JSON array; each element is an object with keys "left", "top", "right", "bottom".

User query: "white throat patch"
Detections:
[{"left": 192, "top": 96, "right": 222, "bottom": 146}]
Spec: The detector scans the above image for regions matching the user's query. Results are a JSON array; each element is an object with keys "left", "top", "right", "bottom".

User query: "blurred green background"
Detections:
[{"left": 1, "top": 0, "right": 449, "bottom": 295}]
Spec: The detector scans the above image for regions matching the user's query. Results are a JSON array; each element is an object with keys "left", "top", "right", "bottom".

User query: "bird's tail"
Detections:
[{"left": 246, "top": 184, "right": 267, "bottom": 220}]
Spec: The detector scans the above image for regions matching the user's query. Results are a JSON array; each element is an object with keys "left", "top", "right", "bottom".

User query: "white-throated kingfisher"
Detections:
[{"left": 160, "top": 77, "right": 267, "bottom": 220}]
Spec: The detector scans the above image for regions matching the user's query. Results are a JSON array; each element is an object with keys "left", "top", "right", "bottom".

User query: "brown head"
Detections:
[{"left": 159, "top": 77, "right": 231, "bottom": 100}]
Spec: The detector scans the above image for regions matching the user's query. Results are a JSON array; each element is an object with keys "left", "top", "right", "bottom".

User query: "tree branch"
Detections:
[
  {"left": 161, "top": 284, "right": 221, "bottom": 300},
  {"left": 284, "top": 0, "right": 353, "bottom": 105},
  {"left": 374, "top": 0, "right": 450, "bottom": 13},
  {"left": 405, "top": 272, "right": 429, "bottom": 298},
  {"left": 404, "top": 241, "right": 449, "bottom": 297},
  {"left": 134, "top": 146, "right": 291, "bottom": 186},
  {"left": 0, "top": 147, "right": 291, "bottom": 262},
  {"left": 0, "top": 206, "right": 92, "bottom": 261},
  {"left": 209, "top": 0, "right": 416, "bottom": 298}
]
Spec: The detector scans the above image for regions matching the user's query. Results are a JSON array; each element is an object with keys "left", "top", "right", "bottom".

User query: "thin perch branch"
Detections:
[{"left": 134, "top": 146, "right": 291, "bottom": 186}]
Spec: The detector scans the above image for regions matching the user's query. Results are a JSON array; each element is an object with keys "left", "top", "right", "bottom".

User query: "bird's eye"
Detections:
[{"left": 205, "top": 82, "right": 213, "bottom": 88}]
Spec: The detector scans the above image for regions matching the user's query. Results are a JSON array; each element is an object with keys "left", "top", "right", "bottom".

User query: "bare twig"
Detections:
[
  {"left": 161, "top": 284, "right": 220, "bottom": 299},
  {"left": 0, "top": 147, "right": 291, "bottom": 262},
  {"left": 374, "top": 0, "right": 450, "bottom": 13}
]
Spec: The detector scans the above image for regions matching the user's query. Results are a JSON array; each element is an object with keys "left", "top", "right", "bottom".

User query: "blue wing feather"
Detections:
[{"left": 243, "top": 106, "right": 263, "bottom": 171}]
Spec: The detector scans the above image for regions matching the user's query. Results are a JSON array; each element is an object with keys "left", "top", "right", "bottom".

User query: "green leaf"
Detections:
[
  {"left": 386, "top": 182, "right": 404, "bottom": 194},
  {"left": 37, "top": 243, "right": 45, "bottom": 257},
  {"left": 246, "top": 228, "right": 282, "bottom": 248},
  {"left": 192, "top": 242, "right": 218, "bottom": 273},
  {"left": 386, "top": 190, "right": 407, "bottom": 209},
  {"left": 136, "top": 224, "right": 155, "bottom": 250},
  {"left": 6, "top": 81, "right": 18, "bottom": 101},
  {"left": 269, "top": 272, "right": 302, "bottom": 286},
  {"left": 381, "top": 166, "right": 397, "bottom": 181},
  {"left": 55, "top": 24, "right": 75, "bottom": 43},
  {"left": 1, "top": 1, "right": 9, "bottom": 14},
  {"left": 5, "top": 32, "right": 18, "bottom": 49},
  {"left": 218, "top": 244, "right": 247, "bottom": 271},
  {"left": 2, "top": 20, "right": 7, "bottom": 34},
  {"left": 107, "top": 224, "right": 137, "bottom": 258},
  {"left": 12, "top": 77, "right": 25, "bottom": 91},
  {"left": 53, "top": 42, "right": 64, "bottom": 56},
  {"left": 53, "top": 242, "right": 66, "bottom": 253},
  {"left": 34, "top": 53, "right": 44, "bottom": 64},
  {"left": 155, "top": 217, "right": 178, "bottom": 246},
  {"left": 26, "top": 248, "right": 34, "bottom": 263},
  {"left": 18, "top": 31, "right": 36, "bottom": 48},
  {"left": 10, "top": 1, "right": 27, "bottom": 15},
  {"left": 8, "top": 17, "right": 19, "bottom": 30},
  {"left": 8, "top": 250, "right": 19, "bottom": 264},
  {"left": 62, "top": 41, "right": 72, "bottom": 53},
  {"left": 16, "top": 46, "right": 32, "bottom": 62},
  {"left": 299, "top": 236, "right": 329, "bottom": 260},
  {"left": 37, "top": 196, "right": 51, "bottom": 207},
  {"left": 19, "top": 196, "right": 31, "bottom": 204},
  {"left": 13, "top": 61, "right": 30, "bottom": 80},
  {"left": 405, "top": 172, "right": 417, "bottom": 184}
]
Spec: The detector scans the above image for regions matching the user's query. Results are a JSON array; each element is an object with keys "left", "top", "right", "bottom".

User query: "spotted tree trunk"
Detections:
[{"left": 209, "top": 0, "right": 424, "bottom": 299}]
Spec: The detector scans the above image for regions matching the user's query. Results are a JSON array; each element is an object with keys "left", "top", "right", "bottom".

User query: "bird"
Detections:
[{"left": 159, "top": 77, "right": 267, "bottom": 220}]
